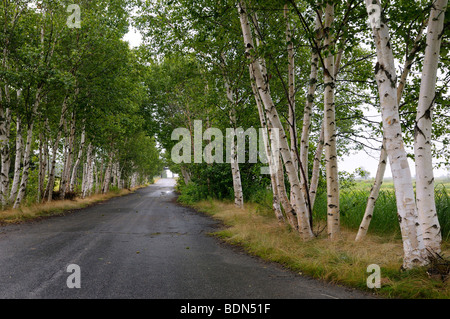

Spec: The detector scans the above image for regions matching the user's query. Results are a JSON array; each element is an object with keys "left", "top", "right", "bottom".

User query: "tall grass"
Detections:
[
  {"left": 192, "top": 199, "right": 450, "bottom": 299},
  {"left": 178, "top": 178, "right": 450, "bottom": 241},
  {"left": 313, "top": 185, "right": 450, "bottom": 241},
  {"left": 435, "top": 185, "right": 450, "bottom": 242}
]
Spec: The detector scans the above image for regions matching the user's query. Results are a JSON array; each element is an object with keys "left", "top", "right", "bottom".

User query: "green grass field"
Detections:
[{"left": 313, "top": 179, "right": 450, "bottom": 241}]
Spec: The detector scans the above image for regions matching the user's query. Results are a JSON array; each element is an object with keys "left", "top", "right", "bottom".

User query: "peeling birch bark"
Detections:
[
  {"left": 223, "top": 71, "right": 244, "bottom": 209},
  {"left": 0, "top": 103, "right": 11, "bottom": 207},
  {"left": 365, "top": 0, "right": 427, "bottom": 268},
  {"left": 8, "top": 115, "right": 22, "bottom": 205},
  {"left": 356, "top": 20, "right": 427, "bottom": 241},
  {"left": 251, "top": 67, "right": 285, "bottom": 223},
  {"left": 70, "top": 123, "right": 86, "bottom": 192},
  {"left": 284, "top": 5, "right": 298, "bottom": 175},
  {"left": 355, "top": 145, "right": 387, "bottom": 241},
  {"left": 299, "top": 12, "right": 321, "bottom": 185},
  {"left": 13, "top": 87, "right": 42, "bottom": 208},
  {"left": 308, "top": 121, "right": 325, "bottom": 210},
  {"left": 238, "top": 1, "right": 313, "bottom": 240},
  {"left": 60, "top": 111, "right": 76, "bottom": 199},
  {"left": 323, "top": 3, "right": 340, "bottom": 240},
  {"left": 414, "top": 0, "right": 446, "bottom": 253},
  {"left": 102, "top": 152, "right": 114, "bottom": 194}
]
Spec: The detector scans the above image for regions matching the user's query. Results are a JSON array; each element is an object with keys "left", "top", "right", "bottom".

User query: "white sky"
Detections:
[
  {"left": 122, "top": 29, "right": 449, "bottom": 179},
  {"left": 123, "top": 28, "right": 142, "bottom": 48}
]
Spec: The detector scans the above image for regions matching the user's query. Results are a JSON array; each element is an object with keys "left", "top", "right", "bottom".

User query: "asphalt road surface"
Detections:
[{"left": 0, "top": 179, "right": 373, "bottom": 299}]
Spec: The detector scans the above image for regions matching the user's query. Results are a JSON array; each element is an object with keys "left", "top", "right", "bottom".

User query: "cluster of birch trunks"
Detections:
[
  {"left": 0, "top": 2, "right": 153, "bottom": 211},
  {"left": 0, "top": 91, "right": 147, "bottom": 209},
  {"left": 227, "top": 0, "right": 447, "bottom": 269}
]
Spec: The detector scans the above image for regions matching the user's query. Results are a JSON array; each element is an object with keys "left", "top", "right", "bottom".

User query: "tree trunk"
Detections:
[
  {"left": 365, "top": 0, "right": 427, "bottom": 268},
  {"left": 9, "top": 116, "right": 23, "bottom": 204},
  {"left": 180, "top": 166, "right": 191, "bottom": 185},
  {"left": 0, "top": 103, "right": 11, "bottom": 207},
  {"left": 82, "top": 143, "right": 93, "bottom": 198},
  {"left": 299, "top": 11, "right": 321, "bottom": 186},
  {"left": 60, "top": 111, "right": 76, "bottom": 199},
  {"left": 251, "top": 68, "right": 285, "bottom": 222},
  {"left": 44, "top": 95, "right": 69, "bottom": 202},
  {"left": 70, "top": 123, "right": 86, "bottom": 192},
  {"left": 323, "top": 3, "right": 340, "bottom": 240},
  {"left": 355, "top": 145, "right": 387, "bottom": 241},
  {"left": 223, "top": 73, "right": 244, "bottom": 209},
  {"left": 37, "top": 124, "right": 48, "bottom": 203},
  {"left": 284, "top": 5, "right": 298, "bottom": 177},
  {"left": 238, "top": 1, "right": 313, "bottom": 240},
  {"left": 356, "top": 20, "right": 427, "bottom": 241},
  {"left": 102, "top": 152, "right": 113, "bottom": 194},
  {"left": 308, "top": 121, "right": 325, "bottom": 210},
  {"left": 94, "top": 159, "right": 99, "bottom": 194},
  {"left": 13, "top": 87, "right": 42, "bottom": 208},
  {"left": 414, "top": 0, "right": 446, "bottom": 254}
]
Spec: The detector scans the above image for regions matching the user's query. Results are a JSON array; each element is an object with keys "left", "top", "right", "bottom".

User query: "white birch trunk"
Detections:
[
  {"left": 37, "top": 125, "right": 48, "bottom": 203},
  {"left": 365, "top": 0, "right": 427, "bottom": 268},
  {"left": 251, "top": 69, "right": 284, "bottom": 222},
  {"left": 308, "top": 121, "right": 325, "bottom": 210},
  {"left": 70, "top": 123, "right": 86, "bottom": 192},
  {"left": 229, "top": 119, "right": 244, "bottom": 209},
  {"left": 116, "top": 165, "right": 122, "bottom": 189},
  {"left": 9, "top": 116, "right": 23, "bottom": 204},
  {"left": 82, "top": 143, "right": 93, "bottom": 198},
  {"left": 275, "top": 152, "right": 298, "bottom": 229},
  {"left": 81, "top": 162, "right": 87, "bottom": 196},
  {"left": 112, "top": 162, "right": 118, "bottom": 188},
  {"left": 284, "top": 5, "right": 298, "bottom": 175},
  {"left": 0, "top": 18, "right": 15, "bottom": 207},
  {"left": 13, "top": 87, "right": 42, "bottom": 208},
  {"left": 323, "top": 4, "right": 340, "bottom": 239},
  {"left": 60, "top": 111, "right": 76, "bottom": 199},
  {"left": 13, "top": 121, "right": 34, "bottom": 208},
  {"left": 88, "top": 154, "right": 95, "bottom": 196},
  {"left": 94, "top": 160, "right": 99, "bottom": 194},
  {"left": 299, "top": 12, "right": 321, "bottom": 185},
  {"left": 238, "top": 1, "right": 313, "bottom": 240},
  {"left": 102, "top": 152, "right": 113, "bottom": 194},
  {"left": 223, "top": 72, "right": 244, "bottom": 209},
  {"left": 356, "top": 19, "right": 427, "bottom": 241},
  {"left": 414, "top": 0, "right": 446, "bottom": 253},
  {"left": 355, "top": 145, "right": 387, "bottom": 241},
  {"left": 0, "top": 104, "right": 11, "bottom": 207}
]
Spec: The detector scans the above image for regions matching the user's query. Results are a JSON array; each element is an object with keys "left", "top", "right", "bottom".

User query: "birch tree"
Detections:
[
  {"left": 414, "top": 0, "right": 447, "bottom": 253},
  {"left": 364, "top": 0, "right": 428, "bottom": 268},
  {"left": 238, "top": 1, "right": 313, "bottom": 240},
  {"left": 322, "top": 3, "right": 340, "bottom": 239}
]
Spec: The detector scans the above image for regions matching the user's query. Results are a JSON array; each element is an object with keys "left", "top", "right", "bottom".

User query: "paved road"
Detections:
[{"left": 0, "top": 179, "right": 373, "bottom": 299}]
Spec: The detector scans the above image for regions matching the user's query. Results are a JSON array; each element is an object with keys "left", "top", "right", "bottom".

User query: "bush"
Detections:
[
  {"left": 50, "top": 190, "right": 79, "bottom": 201},
  {"left": 64, "top": 191, "right": 78, "bottom": 200},
  {"left": 177, "top": 182, "right": 210, "bottom": 204}
]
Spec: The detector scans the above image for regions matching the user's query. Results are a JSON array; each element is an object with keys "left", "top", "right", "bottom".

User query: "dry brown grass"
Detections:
[
  {"left": 0, "top": 186, "right": 145, "bottom": 225},
  {"left": 193, "top": 199, "right": 450, "bottom": 299}
]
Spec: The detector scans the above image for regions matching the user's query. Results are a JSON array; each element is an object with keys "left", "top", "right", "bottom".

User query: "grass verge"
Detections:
[
  {"left": 191, "top": 199, "right": 450, "bottom": 299},
  {"left": 0, "top": 186, "right": 146, "bottom": 225}
]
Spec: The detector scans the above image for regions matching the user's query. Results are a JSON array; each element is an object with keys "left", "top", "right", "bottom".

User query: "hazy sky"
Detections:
[{"left": 122, "top": 29, "right": 449, "bottom": 179}]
